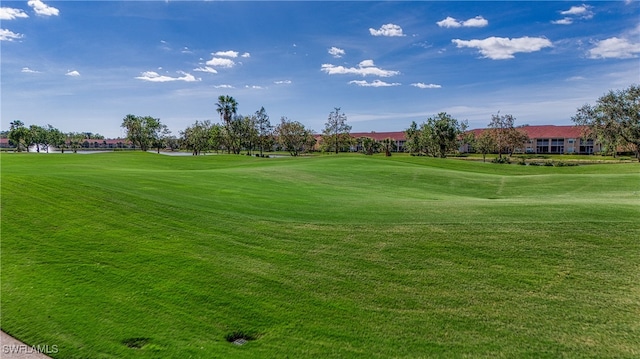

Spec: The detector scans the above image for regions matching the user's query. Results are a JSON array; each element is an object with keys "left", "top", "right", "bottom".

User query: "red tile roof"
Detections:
[
  {"left": 349, "top": 131, "right": 406, "bottom": 141},
  {"left": 469, "top": 125, "right": 587, "bottom": 139}
]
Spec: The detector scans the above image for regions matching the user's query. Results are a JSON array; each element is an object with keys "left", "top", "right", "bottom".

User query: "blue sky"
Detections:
[{"left": 2, "top": 1, "right": 639, "bottom": 138}]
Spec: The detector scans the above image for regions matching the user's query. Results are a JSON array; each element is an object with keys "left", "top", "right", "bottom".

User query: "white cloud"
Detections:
[
  {"left": 349, "top": 80, "right": 401, "bottom": 87},
  {"left": 66, "top": 70, "right": 81, "bottom": 77},
  {"left": 241, "top": 52, "right": 250, "bottom": 58},
  {"left": 411, "top": 83, "right": 441, "bottom": 89},
  {"left": 462, "top": 16, "right": 489, "bottom": 28},
  {"left": 245, "top": 85, "right": 264, "bottom": 89},
  {"left": 135, "top": 71, "right": 200, "bottom": 82},
  {"left": 21, "top": 67, "right": 40, "bottom": 73},
  {"left": 553, "top": 4, "right": 594, "bottom": 24},
  {"left": 0, "top": 7, "right": 29, "bottom": 20},
  {"left": 452, "top": 36, "right": 553, "bottom": 60},
  {"left": 0, "top": 28, "right": 24, "bottom": 41},
  {"left": 369, "top": 23, "right": 405, "bottom": 37},
  {"left": 552, "top": 17, "right": 573, "bottom": 25},
  {"left": 206, "top": 57, "right": 235, "bottom": 68},
  {"left": 274, "top": 80, "right": 292, "bottom": 85},
  {"left": 214, "top": 84, "right": 234, "bottom": 89},
  {"left": 588, "top": 37, "right": 640, "bottom": 59},
  {"left": 358, "top": 59, "right": 375, "bottom": 67},
  {"left": 27, "top": 0, "right": 59, "bottom": 16},
  {"left": 214, "top": 50, "right": 239, "bottom": 58},
  {"left": 437, "top": 16, "right": 488, "bottom": 28},
  {"left": 321, "top": 60, "right": 400, "bottom": 77},
  {"left": 561, "top": 4, "right": 593, "bottom": 18},
  {"left": 193, "top": 66, "right": 218, "bottom": 74},
  {"left": 436, "top": 16, "right": 461, "bottom": 28},
  {"left": 328, "top": 46, "right": 345, "bottom": 58}
]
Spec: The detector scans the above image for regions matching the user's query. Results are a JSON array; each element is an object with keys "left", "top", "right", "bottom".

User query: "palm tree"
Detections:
[
  {"left": 216, "top": 95, "right": 239, "bottom": 153},
  {"left": 216, "top": 95, "right": 238, "bottom": 125}
]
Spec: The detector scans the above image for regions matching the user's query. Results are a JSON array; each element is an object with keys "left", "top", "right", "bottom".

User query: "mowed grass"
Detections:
[{"left": 1, "top": 153, "right": 639, "bottom": 358}]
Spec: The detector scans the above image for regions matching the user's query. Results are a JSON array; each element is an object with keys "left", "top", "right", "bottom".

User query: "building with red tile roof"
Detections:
[{"left": 466, "top": 125, "right": 598, "bottom": 154}]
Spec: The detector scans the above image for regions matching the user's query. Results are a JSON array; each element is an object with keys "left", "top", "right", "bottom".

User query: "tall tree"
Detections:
[
  {"left": 487, "top": 113, "right": 527, "bottom": 158},
  {"left": 419, "top": 112, "right": 467, "bottom": 158},
  {"left": 8, "top": 120, "right": 29, "bottom": 152},
  {"left": 216, "top": 95, "right": 238, "bottom": 125},
  {"left": 238, "top": 115, "right": 258, "bottom": 155},
  {"left": 275, "top": 117, "right": 315, "bottom": 156},
  {"left": 572, "top": 85, "right": 640, "bottom": 161},
  {"left": 152, "top": 124, "right": 171, "bottom": 153},
  {"left": 67, "top": 132, "right": 86, "bottom": 153},
  {"left": 216, "top": 95, "right": 239, "bottom": 154},
  {"left": 404, "top": 121, "right": 424, "bottom": 155},
  {"left": 181, "top": 120, "right": 213, "bottom": 155},
  {"left": 473, "top": 131, "right": 497, "bottom": 162},
  {"left": 121, "top": 114, "right": 164, "bottom": 152},
  {"left": 255, "top": 106, "right": 272, "bottom": 157},
  {"left": 28, "top": 125, "right": 48, "bottom": 153},
  {"left": 46, "top": 125, "right": 66, "bottom": 153},
  {"left": 322, "top": 107, "right": 352, "bottom": 154}
]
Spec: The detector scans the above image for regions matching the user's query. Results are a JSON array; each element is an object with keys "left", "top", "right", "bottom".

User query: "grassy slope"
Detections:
[{"left": 1, "top": 153, "right": 639, "bottom": 358}]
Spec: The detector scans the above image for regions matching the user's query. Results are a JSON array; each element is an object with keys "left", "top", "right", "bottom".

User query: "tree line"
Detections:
[
  {"left": 120, "top": 98, "right": 355, "bottom": 157},
  {"left": 7, "top": 120, "right": 105, "bottom": 153},
  {"left": 6, "top": 85, "right": 638, "bottom": 160}
]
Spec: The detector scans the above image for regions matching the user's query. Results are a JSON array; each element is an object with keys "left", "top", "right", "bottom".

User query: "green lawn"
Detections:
[{"left": 2, "top": 153, "right": 639, "bottom": 358}]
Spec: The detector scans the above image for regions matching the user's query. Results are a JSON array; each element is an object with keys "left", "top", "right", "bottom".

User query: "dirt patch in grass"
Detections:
[{"left": 122, "top": 337, "right": 150, "bottom": 349}]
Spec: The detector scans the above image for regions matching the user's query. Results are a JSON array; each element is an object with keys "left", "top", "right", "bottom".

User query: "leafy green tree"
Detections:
[
  {"left": 121, "top": 114, "right": 165, "bottom": 152},
  {"left": 238, "top": 115, "right": 258, "bottom": 155},
  {"left": 572, "top": 85, "right": 640, "bottom": 161},
  {"left": 165, "top": 136, "right": 180, "bottom": 151},
  {"left": 152, "top": 124, "right": 171, "bottom": 153},
  {"left": 255, "top": 106, "right": 272, "bottom": 156},
  {"left": 181, "top": 120, "right": 213, "bottom": 155},
  {"left": 46, "top": 125, "right": 66, "bottom": 153},
  {"left": 8, "top": 120, "right": 29, "bottom": 152},
  {"left": 419, "top": 112, "right": 467, "bottom": 158},
  {"left": 67, "top": 132, "right": 86, "bottom": 153},
  {"left": 404, "top": 121, "right": 424, "bottom": 155},
  {"left": 275, "top": 117, "right": 315, "bottom": 156},
  {"left": 487, "top": 113, "right": 527, "bottom": 158},
  {"left": 28, "top": 125, "right": 48, "bottom": 153},
  {"left": 322, "top": 107, "right": 352, "bottom": 154},
  {"left": 473, "top": 131, "right": 497, "bottom": 162}
]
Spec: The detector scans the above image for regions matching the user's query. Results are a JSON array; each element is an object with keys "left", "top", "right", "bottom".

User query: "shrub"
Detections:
[{"left": 491, "top": 157, "right": 511, "bottom": 164}]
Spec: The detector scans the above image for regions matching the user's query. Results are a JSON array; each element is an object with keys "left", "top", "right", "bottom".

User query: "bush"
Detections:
[{"left": 491, "top": 157, "right": 511, "bottom": 164}]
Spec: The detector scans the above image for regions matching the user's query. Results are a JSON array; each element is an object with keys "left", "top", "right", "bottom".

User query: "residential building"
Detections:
[{"left": 465, "top": 125, "right": 600, "bottom": 155}]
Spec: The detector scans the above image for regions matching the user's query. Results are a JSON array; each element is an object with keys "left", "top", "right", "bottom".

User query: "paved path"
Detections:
[{"left": 1, "top": 331, "right": 54, "bottom": 359}]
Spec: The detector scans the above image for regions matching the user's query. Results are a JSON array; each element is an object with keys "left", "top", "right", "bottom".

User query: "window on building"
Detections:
[
  {"left": 550, "top": 138, "right": 564, "bottom": 153},
  {"left": 536, "top": 139, "right": 549, "bottom": 153},
  {"left": 580, "top": 139, "right": 594, "bottom": 154}
]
